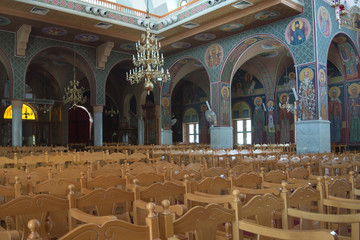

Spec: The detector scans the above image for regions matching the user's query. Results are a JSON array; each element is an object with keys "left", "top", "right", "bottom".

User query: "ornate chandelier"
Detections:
[
  {"left": 126, "top": 11, "right": 170, "bottom": 94},
  {"left": 63, "top": 52, "right": 87, "bottom": 108},
  {"left": 331, "top": 0, "right": 348, "bottom": 27}
]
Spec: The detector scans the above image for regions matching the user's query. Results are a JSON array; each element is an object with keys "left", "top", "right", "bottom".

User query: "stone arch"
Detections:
[
  {"left": 0, "top": 47, "right": 13, "bottom": 98},
  {"left": 163, "top": 56, "right": 210, "bottom": 96},
  {"left": 24, "top": 46, "right": 97, "bottom": 105},
  {"left": 326, "top": 32, "right": 360, "bottom": 81},
  {"left": 220, "top": 34, "right": 296, "bottom": 87}
]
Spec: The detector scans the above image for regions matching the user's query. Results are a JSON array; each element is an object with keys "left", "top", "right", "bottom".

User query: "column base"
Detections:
[
  {"left": 210, "top": 126, "right": 233, "bottom": 149},
  {"left": 296, "top": 120, "right": 330, "bottom": 154},
  {"left": 161, "top": 129, "right": 173, "bottom": 145}
]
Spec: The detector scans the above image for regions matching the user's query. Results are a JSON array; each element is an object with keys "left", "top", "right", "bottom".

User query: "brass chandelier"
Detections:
[
  {"left": 126, "top": 10, "right": 170, "bottom": 94},
  {"left": 63, "top": 52, "right": 87, "bottom": 108}
]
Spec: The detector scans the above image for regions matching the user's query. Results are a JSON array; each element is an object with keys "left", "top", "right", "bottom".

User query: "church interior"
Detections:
[{"left": 1, "top": 0, "right": 360, "bottom": 239}]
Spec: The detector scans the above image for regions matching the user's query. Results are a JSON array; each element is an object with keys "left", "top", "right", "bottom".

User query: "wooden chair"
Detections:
[
  {"left": 160, "top": 194, "right": 240, "bottom": 240},
  {"left": 27, "top": 202, "right": 160, "bottom": 240},
  {"left": 201, "top": 167, "right": 228, "bottom": 178},
  {"left": 80, "top": 172, "right": 126, "bottom": 194},
  {"left": 67, "top": 184, "right": 134, "bottom": 230},
  {"left": 126, "top": 172, "right": 165, "bottom": 188},
  {"left": 0, "top": 194, "right": 68, "bottom": 240},
  {"left": 132, "top": 180, "right": 186, "bottom": 225}
]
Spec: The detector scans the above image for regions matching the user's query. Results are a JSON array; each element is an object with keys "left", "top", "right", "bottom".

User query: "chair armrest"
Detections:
[
  {"left": 326, "top": 196, "right": 360, "bottom": 210},
  {"left": 239, "top": 220, "right": 334, "bottom": 240},
  {"left": 69, "top": 208, "right": 117, "bottom": 225},
  {"left": 287, "top": 208, "right": 360, "bottom": 223},
  {"left": 186, "top": 192, "right": 233, "bottom": 204}
]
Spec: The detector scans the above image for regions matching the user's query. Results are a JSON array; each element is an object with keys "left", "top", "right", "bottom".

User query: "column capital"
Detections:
[
  {"left": 11, "top": 99, "right": 23, "bottom": 108},
  {"left": 93, "top": 105, "right": 104, "bottom": 113}
]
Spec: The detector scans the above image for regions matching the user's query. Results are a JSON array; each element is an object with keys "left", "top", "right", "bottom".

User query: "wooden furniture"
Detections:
[{"left": 27, "top": 202, "right": 160, "bottom": 240}]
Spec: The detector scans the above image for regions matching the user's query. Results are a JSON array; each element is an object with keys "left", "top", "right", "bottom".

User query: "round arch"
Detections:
[
  {"left": 219, "top": 34, "right": 296, "bottom": 85},
  {"left": 24, "top": 46, "right": 97, "bottom": 105},
  {"left": 0, "top": 47, "right": 13, "bottom": 98},
  {"left": 163, "top": 56, "right": 210, "bottom": 96}
]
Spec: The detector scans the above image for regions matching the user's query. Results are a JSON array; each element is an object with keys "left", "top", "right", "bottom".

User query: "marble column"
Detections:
[
  {"left": 93, "top": 105, "right": 103, "bottom": 146},
  {"left": 296, "top": 120, "right": 330, "bottom": 154},
  {"left": 161, "top": 129, "right": 173, "bottom": 145},
  {"left": 137, "top": 116, "right": 144, "bottom": 145},
  {"left": 210, "top": 126, "right": 233, "bottom": 149},
  {"left": 12, "top": 100, "right": 23, "bottom": 147}
]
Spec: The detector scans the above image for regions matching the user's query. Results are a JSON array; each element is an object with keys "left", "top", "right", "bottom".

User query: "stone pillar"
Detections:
[
  {"left": 137, "top": 115, "right": 144, "bottom": 145},
  {"left": 209, "top": 83, "right": 233, "bottom": 149},
  {"left": 12, "top": 100, "right": 23, "bottom": 147},
  {"left": 161, "top": 129, "right": 173, "bottom": 145},
  {"left": 296, "top": 120, "right": 330, "bottom": 154},
  {"left": 93, "top": 105, "right": 103, "bottom": 146},
  {"left": 210, "top": 126, "right": 233, "bottom": 149}
]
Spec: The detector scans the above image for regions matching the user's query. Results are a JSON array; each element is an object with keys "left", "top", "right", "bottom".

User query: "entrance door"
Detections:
[{"left": 68, "top": 106, "right": 91, "bottom": 144}]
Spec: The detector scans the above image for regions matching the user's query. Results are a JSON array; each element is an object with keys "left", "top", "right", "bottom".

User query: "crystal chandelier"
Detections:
[
  {"left": 63, "top": 52, "right": 87, "bottom": 108},
  {"left": 126, "top": 10, "right": 170, "bottom": 94},
  {"left": 331, "top": 0, "right": 348, "bottom": 27}
]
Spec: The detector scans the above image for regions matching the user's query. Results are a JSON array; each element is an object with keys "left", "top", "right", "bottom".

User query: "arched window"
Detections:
[
  {"left": 183, "top": 108, "right": 199, "bottom": 143},
  {"left": 4, "top": 103, "right": 37, "bottom": 120},
  {"left": 232, "top": 101, "right": 252, "bottom": 145}
]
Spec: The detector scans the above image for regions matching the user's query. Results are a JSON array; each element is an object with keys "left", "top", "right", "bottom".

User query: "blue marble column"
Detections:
[
  {"left": 210, "top": 126, "right": 233, "bottom": 149},
  {"left": 12, "top": 100, "right": 23, "bottom": 147},
  {"left": 93, "top": 106, "right": 103, "bottom": 146},
  {"left": 137, "top": 116, "right": 144, "bottom": 145},
  {"left": 296, "top": 120, "right": 330, "bottom": 154},
  {"left": 161, "top": 129, "right": 173, "bottom": 145}
]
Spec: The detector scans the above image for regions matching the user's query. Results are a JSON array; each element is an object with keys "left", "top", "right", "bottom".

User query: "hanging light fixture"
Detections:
[
  {"left": 63, "top": 52, "right": 87, "bottom": 108},
  {"left": 332, "top": 0, "right": 348, "bottom": 28},
  {"left": 105, "top": 106, "right": 119, "bottom": 117},
  {"left": 126, "top": 1, "right": 170, "bottom": 94}
]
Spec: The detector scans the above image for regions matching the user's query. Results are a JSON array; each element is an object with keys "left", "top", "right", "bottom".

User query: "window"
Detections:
[
  {"left": 188, "top": 123, "right": 199, "bottom": 143},
  {"left": 236, "top": 119, "right": 251, "bottom": 145}
]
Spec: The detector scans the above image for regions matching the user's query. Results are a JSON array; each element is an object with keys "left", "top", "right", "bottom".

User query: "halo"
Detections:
[
  {"left": 267, "top": 100, "right": 274, "bottom": 108},
  {"left": 299, "top": 68, "right": 314, "bottom": 81},
  {"left": 348, "top": 83, "right": 360, "bottom": 96},
  {"left": 254, "top": 96, "right": 263, "bottom": 106},
  {"left": 161, "top": 97, "right": 169, "bottom": 107},
  {"left": 221, "top": 86, "right": 229, "bottom": 98},
  {"left": 291, "top": 19, "right": 303, "bottom": 31},
  {"left": 333, "top": 36, "right": 347, "bottom": 44},
  {"left": 279, "top": 93, "right": 289, "bottom": 103},
  {"left": 245, "top": 72, "right": 253, "bottom": 81},
  {"left": 318, "top": 69, "right": 326, "bottom": 82},
  {"left": 288, "top": 72, "right": 296, "bottom": 79},
  {"left": 201, "top": 104, "right": 207, "bottom": 112},
  {"left": 329, "top": 86, "right": 340, "bottom": 98}
]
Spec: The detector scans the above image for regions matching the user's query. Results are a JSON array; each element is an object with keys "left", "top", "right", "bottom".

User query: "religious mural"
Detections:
[
  {"left": 285, "top": 18, "right": 311, "bottom": 46},
  {"left": 317, "top": 6, "right": 331, "bottom": 37},
  {"left": 348, "top": 82, "right": 360, "bottom": 143},
  {"left": 328, "top": 86, "right": 343, "bottom": 143},
  {"left": 267, "top": 100, "right": 275, "bottom": 143},
  {"left": 232, "top": 70, "right": 265, "bottom": 97},
  {"left": 205, "top": 43, "right": 224, "bottom": 68},
  {"left": 161, "top": 96, "right": 171, "bottom": 130},
  {"left": 253, "top": 96, "right": 265, "bottom": 144},
  {"left": 318, "top": 67, "right": 328, "bottom": 120},
  {"left": 220, "top": 84, "right": 231, "bottom": 126},
  {"left": 333, "top": 35, "right": 360, "bottom": 80},
  {"left": 298, "top": 66, "right": 316, "bottom": 120}
]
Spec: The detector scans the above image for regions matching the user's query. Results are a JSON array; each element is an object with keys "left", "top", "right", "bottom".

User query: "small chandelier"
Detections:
[
  {"left": 37, "top": 104, "right": 52, "bottom": 114},
  {"left": 126, "top": 10, "right": 170, "bottom": 94},
  {"left": 105, "top": 106, "right": 119, "bottom": 117},
  {"left": 332, "top": 0, "right": 348, "bottom": 28},
  {"left": 63, "top": 52, "right": 87, "bottom": 108}
]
